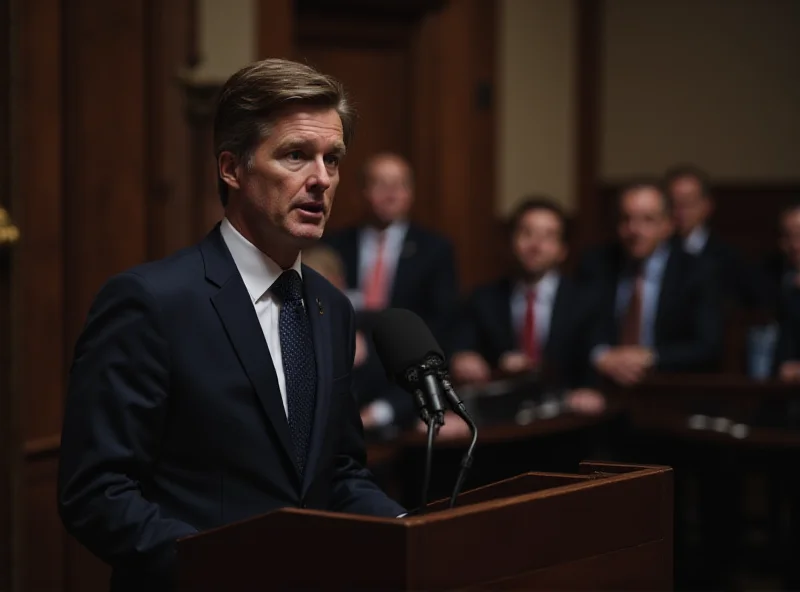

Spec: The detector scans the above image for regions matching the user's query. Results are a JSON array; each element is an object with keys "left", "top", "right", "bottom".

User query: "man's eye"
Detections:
[
  {"left": 324, "top": 155, "right": 340, "bottom": 167},
  {"left": 287, "top": 150, "right": 302, "bottom": 161}
]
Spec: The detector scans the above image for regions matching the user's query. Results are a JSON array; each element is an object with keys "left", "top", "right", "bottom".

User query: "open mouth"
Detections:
[{"left": 296, "top": 202, "right": 325, "bottom": 217}]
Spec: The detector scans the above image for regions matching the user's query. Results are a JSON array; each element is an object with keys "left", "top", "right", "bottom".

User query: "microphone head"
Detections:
[{"left": 371, "top": 308, "right": 445, "bottom": 388}]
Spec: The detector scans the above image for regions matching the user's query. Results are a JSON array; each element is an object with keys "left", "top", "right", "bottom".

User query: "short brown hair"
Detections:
[
  {"left": 213, "top": 59, "right": 355, "bottom": 206},
  {"left": 663, "top": 163, "right": 712, "bottom": 198},
  {"left": 508, "top": 196, "right": 569, "bottom": 242}
]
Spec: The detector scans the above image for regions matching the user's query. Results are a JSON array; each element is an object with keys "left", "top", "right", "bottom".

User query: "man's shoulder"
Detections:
[
  {"left": 471, "top": 277, "right": 512, "bottom": 302},
  {"left": 406, "top": 223, "right": 452, "bottom": 250},
  {"left": 322, "top": 226, "right": 359, "bottom": 247},
  {"left": 97, "top": 240, "right": 211, "bottom": 309}
]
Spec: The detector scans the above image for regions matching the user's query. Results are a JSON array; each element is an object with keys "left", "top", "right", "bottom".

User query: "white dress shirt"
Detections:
[
  {"left": 220, "top": 217, "right": 303, "bottom": 417},
  {"left": 511, "top": 271, "right": 561, "bottom": 349},
  {"left": 683, "top": 225, "right": 710, "bottom": 255},
  {"left": 351, "top": 221, "right": 409, "bottom": 309}
]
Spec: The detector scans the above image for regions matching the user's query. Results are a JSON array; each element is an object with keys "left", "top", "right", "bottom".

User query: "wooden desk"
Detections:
[{"left": 611, "top": 375, "right": 800, "bottom": 449}]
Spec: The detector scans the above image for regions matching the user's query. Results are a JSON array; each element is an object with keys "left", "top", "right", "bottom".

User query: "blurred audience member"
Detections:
[
  {"left": 302, "top": 245, "right": 415, "bottom": 431},
  {"left": 579, "top": 181, "right": 723, "bottom": 386},
  {"left": 450, "top": 197, "right": 604, "bottom": 414},
  {"left": 665, "top": 164, "right": 766, "bottom": 311},
  {"left": 765, "top": 202, "right": 800, "bottom": 381},
  {"left": 325, "top": 152, "right": 458, "bottom": 349}
]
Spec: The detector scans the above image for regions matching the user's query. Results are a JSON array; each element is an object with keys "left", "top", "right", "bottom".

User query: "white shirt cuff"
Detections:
[
  {"left": 369, "top": 399, "right": 395, "bottom": 427},
  {"left": 590, "top": 344, "right": 611, "bottom": 366}
]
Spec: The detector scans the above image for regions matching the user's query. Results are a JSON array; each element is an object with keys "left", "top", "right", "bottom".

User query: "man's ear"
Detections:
[{"left": 218, "top": 151, "right": 241, "bottom": 192}]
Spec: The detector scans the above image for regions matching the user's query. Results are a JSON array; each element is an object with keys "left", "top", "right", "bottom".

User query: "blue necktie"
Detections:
[{"left": 271, "top": 270, "right": 316, "bottom": 476}]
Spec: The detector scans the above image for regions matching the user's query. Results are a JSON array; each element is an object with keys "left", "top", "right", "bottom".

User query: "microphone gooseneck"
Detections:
[{"left": 371, "top": 308, "right": 479, "bottom": 512}]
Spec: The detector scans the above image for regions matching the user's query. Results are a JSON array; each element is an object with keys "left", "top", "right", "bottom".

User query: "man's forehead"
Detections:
[{"left": 272, "top": 107, "right": 343, "bottom": 136}]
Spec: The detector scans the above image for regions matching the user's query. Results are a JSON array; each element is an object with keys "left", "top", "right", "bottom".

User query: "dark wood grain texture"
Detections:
[
  {"left": 176, "top": 464, "right": 673, "bottom": 591},
  {"left": 0, "top": 0, "right": 14, "bottom": 588}
]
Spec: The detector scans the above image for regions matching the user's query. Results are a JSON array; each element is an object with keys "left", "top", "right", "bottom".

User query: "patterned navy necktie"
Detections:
[{"left": 271, "top": 269, "right": 317, "bottom": 476}]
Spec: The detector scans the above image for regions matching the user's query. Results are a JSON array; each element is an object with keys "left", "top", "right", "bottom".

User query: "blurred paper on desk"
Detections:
[{"left": 458, "top": 373, "right": 568, "bottom": 427}]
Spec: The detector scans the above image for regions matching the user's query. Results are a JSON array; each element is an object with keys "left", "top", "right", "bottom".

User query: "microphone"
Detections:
[
  {"left": 371, "top": 308, "right": 447, "bottom": 427},
  {"left": 372, "top": 308, "right": 479, "bottom": 510}
]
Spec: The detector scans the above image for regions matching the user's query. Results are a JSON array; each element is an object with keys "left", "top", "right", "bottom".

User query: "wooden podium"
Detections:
[{"left": 175, "top": 461, "right": 672, "bottom": 591}]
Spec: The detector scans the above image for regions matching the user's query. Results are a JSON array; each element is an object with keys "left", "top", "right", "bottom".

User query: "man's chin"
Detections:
[{"left": 288, "top": 222, "right": 325, "bottom": 244}]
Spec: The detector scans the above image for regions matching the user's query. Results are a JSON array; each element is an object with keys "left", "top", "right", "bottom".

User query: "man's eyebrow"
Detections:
[{"left": 275, "top": 138, "right": 347, "bottom": 157}]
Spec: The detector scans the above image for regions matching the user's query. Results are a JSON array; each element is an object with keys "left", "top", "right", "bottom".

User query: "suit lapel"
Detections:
[
  {"left": 496, "top": 279, "right": 516, "bottom": 352},
  {"left": 546, "top": 280, "right": 569, "bottom": 357},
  {"left": 655, "top": 247, "right": 680, "bottom": 341},
  {"left": 390, "top": 226, "right": 417, "bottom": 306},
  {"left": 300, "top": 267, "right": 332, "bottom": 494},
  {"left": 201, "top": 227, "right": 299, "bottom": 481},
  {"left": 340, "top": 229, "right": 360, "bottom": 290}
]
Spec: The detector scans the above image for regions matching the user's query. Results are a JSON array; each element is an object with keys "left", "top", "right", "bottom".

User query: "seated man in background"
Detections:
[
  {"left": 324, "top": 152, "right": 458, "bottom": 350},
  {"left": 579, "top": 180, "right": 723, "bottom": 386},
  {"left": 450, "top": 197, "right": 604, "bottom": 415},
  {"left": 765, "top": 202, "right": 800, "bottom": 382},
  {"left": 302, "top": 245, "right": 416, "bottom": 432},
  {"left": 665, "top": 164, "right": 766, "bottom": 311}
]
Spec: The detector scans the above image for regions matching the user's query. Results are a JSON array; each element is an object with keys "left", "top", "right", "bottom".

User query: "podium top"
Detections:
[{"left": 176, "top": 461, "right": 673, "bottom": 591}]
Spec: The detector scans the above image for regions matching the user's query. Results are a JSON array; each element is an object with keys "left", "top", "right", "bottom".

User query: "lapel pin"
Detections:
[{"left": 316, "top": 298, "right": 324, "bottom": 315}]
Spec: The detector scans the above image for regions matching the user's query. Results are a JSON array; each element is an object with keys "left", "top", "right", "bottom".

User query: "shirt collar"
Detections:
[
  {"left": 515, "top": 270, "right": 560, "bottom": 300},
  {"left": 643, "top": 241, "right": 671, "bottom": 276},
  {"left": 363, "top": 220, "right": 409, "bottom": 241},
  {"left": 220, "top": 217, "right": 303, "bottom": 303}
]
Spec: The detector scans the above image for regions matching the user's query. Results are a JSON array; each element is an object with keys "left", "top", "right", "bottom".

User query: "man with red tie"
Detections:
[
  {"left": 324, "top": 153, "right": 458, "bottom": 350},
  {"left": 578, "top": 180, "right": 723, "bottom": 386},
  {"left": 450, "top": 198, "right": 602, "bottom": 412}
]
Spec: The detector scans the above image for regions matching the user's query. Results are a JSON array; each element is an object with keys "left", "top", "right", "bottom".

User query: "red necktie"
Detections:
[
  {"left": 521, "top": 288, "right": 539, "bottom": 363},
  {"left": 620, "top": 274, "right": 643, "bottom": 346},
  {"left": 363, "top": 232, "right": 387, "bottom": 310}
]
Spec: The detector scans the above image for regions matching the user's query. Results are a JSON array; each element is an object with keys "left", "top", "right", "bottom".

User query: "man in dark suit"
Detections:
[
  {"left": 451, "top": 198, "right": 604, "bottom": 413},
  {"left": 58, "top": 59, "right": 404, "bottom": 592},
  {"left": 324, "top": 153, "right": 458, "bottom": 349},
  {"left": 664, "top": 163, "right": 766, "bottom": 311},
  {"left": 765, "top": 202, "right": 800, "bottom": 381},
  {"left": 579, "top": 180, "right": 723, "bottom": 386}
]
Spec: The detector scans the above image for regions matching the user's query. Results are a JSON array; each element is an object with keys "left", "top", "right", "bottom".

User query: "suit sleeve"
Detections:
[
  {"left": 58, "top": 273, "right": 197, "bottom": 581},
  {"left": 328, "top": 305, "right": 406, "bottom": 518},
  {"left": 426, "top": 240, "right": 459, "bottom": 355},
  {"left": 449, "top": 292, "right": 481, "bottom": 355},
  {"left": 654, "top": 263, "right": 724, "bottom": 371}
]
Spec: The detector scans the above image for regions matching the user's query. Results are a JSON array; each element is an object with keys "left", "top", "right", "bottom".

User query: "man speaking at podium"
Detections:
[{"left": 57, "top": 59, "right": 405, "bottom": 591}]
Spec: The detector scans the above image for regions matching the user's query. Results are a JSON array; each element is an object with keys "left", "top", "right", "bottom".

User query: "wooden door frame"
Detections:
[{"left": 1, "top": 0, "right": 20, "bottom": 589}]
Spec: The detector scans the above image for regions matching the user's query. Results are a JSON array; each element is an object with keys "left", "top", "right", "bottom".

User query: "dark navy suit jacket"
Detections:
[{"left": 57, "top": 226, "right": 404, "bottom": 591}]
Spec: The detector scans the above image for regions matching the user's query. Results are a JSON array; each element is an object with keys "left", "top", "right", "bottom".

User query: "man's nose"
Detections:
[{"left": 308, "top": 157, "right": 332, "bottom": 191}]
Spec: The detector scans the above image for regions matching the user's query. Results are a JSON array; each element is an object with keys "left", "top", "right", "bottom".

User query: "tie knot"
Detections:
[{"left": 271, "top": 269, "right": 304, "bottom": 303}]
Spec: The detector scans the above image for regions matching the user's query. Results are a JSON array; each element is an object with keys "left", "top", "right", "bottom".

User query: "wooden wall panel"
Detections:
[
  {"left": 145, "top": 0, "right": 195, "bottom": 260},
  {"left": 257, "top": 0, "right": 293, "bottom": 59},
  {"left": 0, "top": 0, "right": 14, "bottom": 587},
  {"left": 23, "top": 456, "right": 63, "bottom": 592},
  {"left": 62, "top": 0, "right": 148, "bottom": 351},
  {"left": 15, "top": 0, "right": 66, "bottom": 589},
  {"left": 410, "top": 0, "right": 499, "bottom": 290},
  {"left": 299, "top": 45, "right": 412, "bottom": 231},
  {"left": 289, "top": 0, "right": 499, "bottom": 290},
  {"left": 18, "top": 0, "right": 64, "bottom": 445}
]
